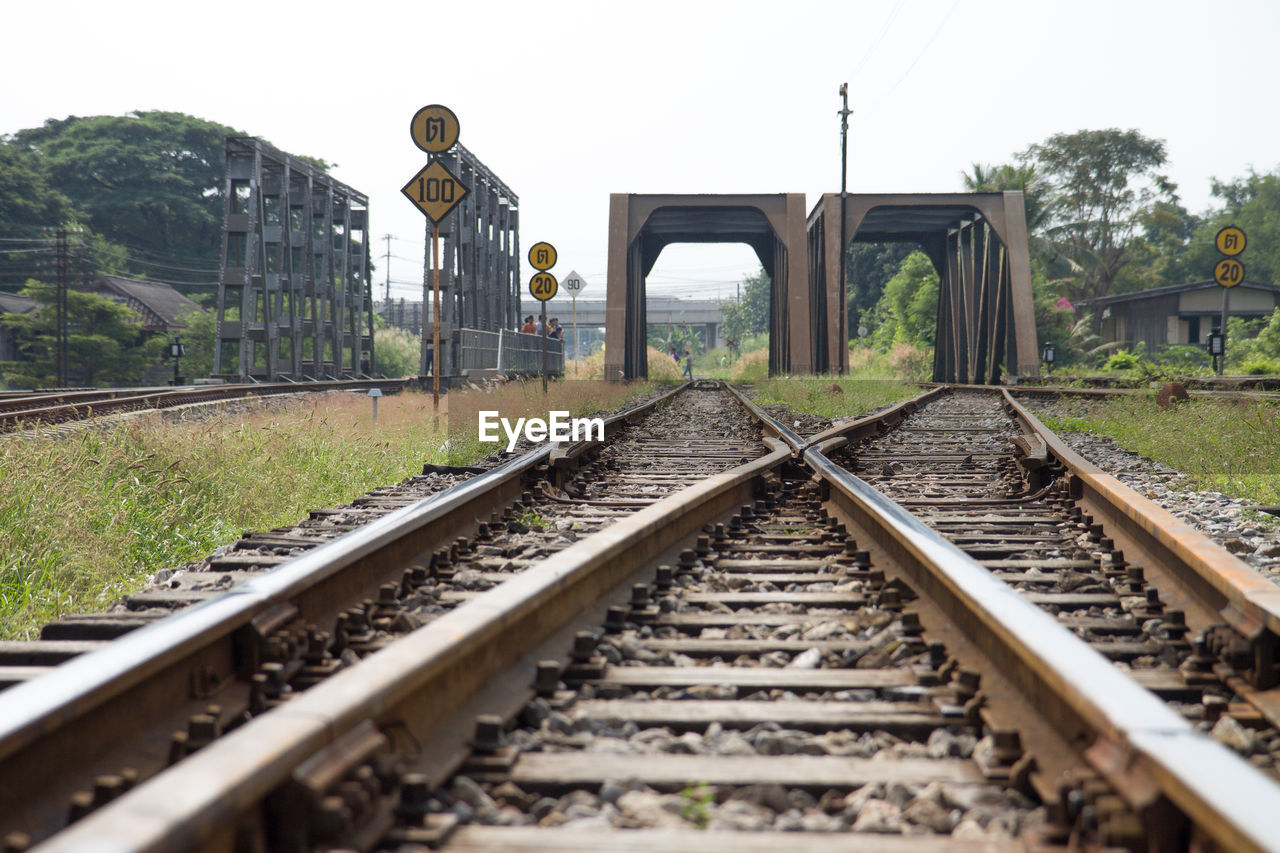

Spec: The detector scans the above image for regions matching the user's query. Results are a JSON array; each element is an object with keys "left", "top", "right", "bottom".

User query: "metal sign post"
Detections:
[
  {"left": 562, "top": 270, "right": 587, "bottom": 375},
  {"left": 402, "top": 104, "right": 466, "bottom": 412},
  {"left": 528, "top": 243, "right": 559, "bottom": 395},
  {"left": 1212, "top": 225, "right": 1247, "bottom": 376}
]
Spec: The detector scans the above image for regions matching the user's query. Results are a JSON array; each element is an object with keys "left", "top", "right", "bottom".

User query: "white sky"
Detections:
[{"left": 4, "top": 0, "right": 1278, "bottom": 307}]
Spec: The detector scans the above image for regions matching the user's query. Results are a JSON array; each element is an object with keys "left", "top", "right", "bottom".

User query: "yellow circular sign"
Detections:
[
  {"left": 1215, "top": 225, "right": 1247, "bottom": 257},
  {"left": 529, "top": 272, "right": 558, "bottom": 302},
  {"left": 410, "top": 104, "right": 460, "bottom": 153},
  {"left": 1214, "top": 257, "right": 1245, "bottom": 288},
  {"left": 528, "top": 242, "right": 558, "bottom": 271}
]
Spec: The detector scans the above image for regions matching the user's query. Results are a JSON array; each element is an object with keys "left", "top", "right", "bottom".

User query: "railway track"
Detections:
[
  {"left": 0, "top": 380, "right": 780, "bottom": 848},
  {"left": 0, "top": 379, "right": 412, "bottom": 433},
  {"left": 3, "top": 383, "right": 1280, "bottom": 850},
  {"left": 836, "top": 388, "right": 1280, "bottom": 770}
]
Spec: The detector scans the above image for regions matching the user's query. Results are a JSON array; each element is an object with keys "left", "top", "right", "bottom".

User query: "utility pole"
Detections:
[
  {"left": 55, "top": 228, "right": 68, "bottom": 387},
  {"left": 838, "top": 82, "right": 852, "bottom": 375},
  {"left": 382, "top": 233, "right": 395, "bottom": 303}
]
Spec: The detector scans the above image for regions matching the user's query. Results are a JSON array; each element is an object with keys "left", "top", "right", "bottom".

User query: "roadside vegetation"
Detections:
[
  {"left": 1041, "top": 395, "right": 1280, "bottom": 507},
  {"left": 0, "top": 382, "right": 652, "bottom": 639},
  {"left": 751, "top": 376, "right": 919, "bottom": 420}
]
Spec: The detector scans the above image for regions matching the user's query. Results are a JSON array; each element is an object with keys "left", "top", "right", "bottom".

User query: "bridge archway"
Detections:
[
  {"left": 808, "top": 192, "right": 1039, "bottom": 382},
  {"left": 605, "top": 194, "right": 815, "bottom": 380}
]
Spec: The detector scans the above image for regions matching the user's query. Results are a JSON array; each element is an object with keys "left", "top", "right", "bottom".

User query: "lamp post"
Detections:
[
  {"left": 1041, "top": 341, "right": 1055, "bottom": 375},
  {"left": 168, "top": 337, "right": 186, "bottom": 386}
]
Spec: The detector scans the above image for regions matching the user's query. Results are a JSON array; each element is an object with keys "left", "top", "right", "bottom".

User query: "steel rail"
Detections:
[
  {"left": 37, "top": 440, "right": 793, "bottom": 851},
  {"left": 722, "top": 382, "right": 805, "bottom": 454},
  {"left": 0, "top": 379, "right": 416, "bottom": 431},
  {"left": 0, "top": 381, "right": 692, "bottom": 844},
  {"left": 1001, "top": 389, "right": 1280, "bottom": 672},
  {"left": 804, "top": 439, "right": 1280, "bottom": 853}
]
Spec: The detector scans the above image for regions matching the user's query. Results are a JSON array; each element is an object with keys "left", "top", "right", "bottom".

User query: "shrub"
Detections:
[
  {"left": 1103, "top": 349, "right": 1141, "bottom": 371},
  {"left": 1240, "top": 359, "right": 1279, "bottom": 376}
]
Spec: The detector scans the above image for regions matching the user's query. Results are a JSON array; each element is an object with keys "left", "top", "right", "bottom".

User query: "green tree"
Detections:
[
  {"left": 1, "top": 284, "right": 164, "bottom": 387},
  {"left": 1186, "top": 168, "right": 1280, "bottom": 286},
  {"left": 844, "top": 242, "right": 913, "bottom": 339},
  {"left": 719, "top": 268, "right": 771, "bottom": 346},
  {"left": 173, "top": 308, "right": 216, "bottom": 380},
  {"left": 11, "top": 112, "right": 243, "bottom": 279},
  {"left": 960, "top": 161, "right": 1071, "bottom": 278},
  {"left": 1020, "top": 129, "right": 1176, "bottom": 305},
  {"left": 373, "top": 326, "right": 421, "bottom": 378},
  {"left": 869, "top": 252, "right": 939, "bottom": 349},
  {"left": 0, "top": 142, "right": 76, "bottom": 233}
]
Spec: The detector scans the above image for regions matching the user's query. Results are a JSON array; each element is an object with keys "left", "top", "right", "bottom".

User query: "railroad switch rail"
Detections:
[
  {"left": 0, "top": 382, "right": 770, "bottom": 848},
  {"left": 5, "top": 383, "right": 1280, "bottom": 851}
]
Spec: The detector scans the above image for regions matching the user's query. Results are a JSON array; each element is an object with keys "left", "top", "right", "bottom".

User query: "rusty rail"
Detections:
[
  {"left": 0, "top": 381, "right": 695, "bottom": 845},
  {"left": 0, "top": 379, "right": 416, "bottom": 432},
  {"left": 805, "top": 437, "right": 1280, "bottom": 853},
  {"left": 1001, "top": 390, "right": 1280, "bottom": 687}
]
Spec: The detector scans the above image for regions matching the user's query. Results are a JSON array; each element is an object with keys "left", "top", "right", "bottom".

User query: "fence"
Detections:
[{"left": 459, "top": 328, "right": 563, "bottom": 376}]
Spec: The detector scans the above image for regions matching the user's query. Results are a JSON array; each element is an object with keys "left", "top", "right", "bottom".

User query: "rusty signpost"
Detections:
[
  {"left": 1212, "top": 225, "right": 1247, "bottom": 375},
  {"left": 528, "top": 242, "right": 558, "bottom": 393},
  {"left": 402, "top": 105, "right": 468, "bottom": 411}
]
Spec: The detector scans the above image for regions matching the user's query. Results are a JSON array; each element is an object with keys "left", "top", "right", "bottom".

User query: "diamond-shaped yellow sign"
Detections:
[{"left": 401, "top": 159, "right": 469, "bottom": 223}]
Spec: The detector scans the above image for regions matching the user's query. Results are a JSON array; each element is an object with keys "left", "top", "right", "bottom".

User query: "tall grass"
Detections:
[
  {"left": 0, "top": 384, "right": 651, "bottom": 639},
  {"left": 751, "top": 377, "right": 919, "bottom": 420},
  {"left": 566, "top": 346, "right": 686, "bottom": 382},
  {"left": 1042, "top": 396, "right": 1280, "bottom": 505}
]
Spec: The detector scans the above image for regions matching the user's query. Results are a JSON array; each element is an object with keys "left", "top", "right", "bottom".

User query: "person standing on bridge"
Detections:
[
  {"left": 521, "top": 316, "right": 536, "bottom": 334},
  {"left": 683, "top": 349, "right": 693, "bottom": 380},
  {"left": 548, "top": 318, "right": 563, "bottom": 341}
]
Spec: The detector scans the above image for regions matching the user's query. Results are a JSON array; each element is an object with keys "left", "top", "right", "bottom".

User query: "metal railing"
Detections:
[{"left": 459, "top": 328, "right": 563, "bottom": 376}]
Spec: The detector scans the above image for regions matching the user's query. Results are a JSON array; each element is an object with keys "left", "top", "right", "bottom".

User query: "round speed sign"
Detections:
[{"left": 529, "top": 272, "right": 558, "bottom": 302}]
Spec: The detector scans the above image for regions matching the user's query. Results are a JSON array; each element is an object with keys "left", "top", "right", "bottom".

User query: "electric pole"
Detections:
[
  {"left": 838, "top": 82, "right": 852, "bottom": 375},
  {"left": 382, "top": 233, "right": 395, "bottom": 302},
  {"left": 55, "top": 228, "right": 68, "bottom": 387}
]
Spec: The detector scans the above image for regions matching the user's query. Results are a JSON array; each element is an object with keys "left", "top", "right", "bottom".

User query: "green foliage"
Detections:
[
  {"left": 845, "top": 242, "right": 913, "bottom": 337},
  {"left": 648, "top": 324, "right": 706, "bottom": 358},
  {"left": 1020, "top": 128, "right": 1175, "bottom": 304},
  {"left": 0, "top": 142, "right": 76, "bottom": 231},
  {"left": 680, "top": 784, "right": 715, "bottom": 829},
  {"left": 1157, "top": 345, "right": 1212, "bottom": 372},
  {"left": 11, "top": 112, "right": 242, "bottom": 278},
  {"left": 719, "top": 268, "right": 771, "bottom": 347},
  {"left": 1040, "top": 395, "right": 1280, "bottom": 506},
  {"left": 869, "top": 252, "right": 938, "bottom": 349},
  {"left": 1103, "top": 349, "right": 1141, "bottom": 371},
  {"left": 373, "top": 326, "right": 421, "bottom": 378},
  {"left": 1, "top": 285, "right": 164, "bottom": 387},
  {"left": 1240, "top": 359, "right": 1279, "bottom": 376},
  {"left": 174, "top": 308, "right": 216, "bottom": 380}
]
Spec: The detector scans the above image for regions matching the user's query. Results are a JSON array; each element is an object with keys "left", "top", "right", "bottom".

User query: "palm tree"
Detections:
[{"left": 962, "top": 162, "right": 1069, "bottom": 278}]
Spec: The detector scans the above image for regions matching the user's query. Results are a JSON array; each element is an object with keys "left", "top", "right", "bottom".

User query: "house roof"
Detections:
[
  {"left": 91, "top": 276, "right": 204, "bottom": 329},
  {"left": 1079, "top": 279, "right": 1280, "bottom": 308},
  {"left": 0, "top": 291, "right": 37, "bottom": 315}
]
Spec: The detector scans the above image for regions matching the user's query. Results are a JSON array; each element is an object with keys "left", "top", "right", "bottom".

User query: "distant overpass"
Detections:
[{"left": 522, "top": 298, "right": 727, "bottom": 348}]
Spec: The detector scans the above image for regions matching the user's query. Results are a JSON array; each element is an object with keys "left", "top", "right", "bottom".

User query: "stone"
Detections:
[
  {"left": 728, "top": 784, "right": 791, "bottom": 813},
  {"left": 788, "top": 648, "right": 823, "bottom": 669},
  {"left": 952, "top": 818, "right": 987, "bottom": 839},
  {"left": 449, "top": 776, "right": 495, "bottom": 812},
  {"left": 1211, "top": 715, "right": 1259, "bottom": 755},
  {"left": 708, "top": 799, "right": 773, "bottom": 831},
  {"left": 616, "top": 790, "right": 694, "bottom": 829},
  {"left": 851, "top": 799, "right": 901, "bottom": 833},
  {"left": 1225, "top": 538, "right": 1255, "bottom": 555}
]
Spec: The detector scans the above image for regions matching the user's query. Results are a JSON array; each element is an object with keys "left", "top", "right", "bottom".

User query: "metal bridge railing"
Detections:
[{"left": 459, "top": 328, "right": 563, "bottom": 376}]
